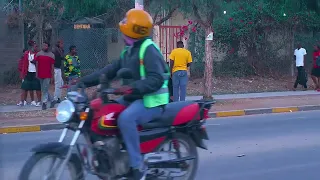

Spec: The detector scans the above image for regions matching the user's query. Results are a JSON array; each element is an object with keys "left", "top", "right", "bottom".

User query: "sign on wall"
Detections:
[{"left": 74, "top": 24, "right": 91, "bottom": 30}]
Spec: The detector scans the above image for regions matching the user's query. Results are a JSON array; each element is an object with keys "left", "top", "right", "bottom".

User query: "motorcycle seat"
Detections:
[{"left": 141, "top": 101, "right": 198, "bottom": 129}]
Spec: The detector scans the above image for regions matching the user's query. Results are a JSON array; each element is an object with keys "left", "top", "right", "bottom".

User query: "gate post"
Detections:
[{"left": 153, "top": 25, "right": 160, "bottom": 47}]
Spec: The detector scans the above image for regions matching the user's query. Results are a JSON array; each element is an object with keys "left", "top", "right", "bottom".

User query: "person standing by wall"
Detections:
[
  {"left": 169, "top": 41, "right": 192, "bottom": 101},
  {"left": 64, "top": 45, "right": 81, "bottom": 91},
  {"left": 50, "top": 40, "right": 64, "bottom": 108},
  {"left": 293, "top": 43, "right": 308, "bottom": 91},
  {"left": 17, "top": 41, "right": 41, "bottom": 106},
  {"left": 311, "top": 45, "right": 320, "bottom": 90},
  {"left": 35, "top": 42, "right": 55, "bottom": 110}
]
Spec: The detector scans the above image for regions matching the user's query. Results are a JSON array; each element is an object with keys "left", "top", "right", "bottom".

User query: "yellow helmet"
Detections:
[{"left": 119, "top": 9, "right": 153, "bottom": 39}]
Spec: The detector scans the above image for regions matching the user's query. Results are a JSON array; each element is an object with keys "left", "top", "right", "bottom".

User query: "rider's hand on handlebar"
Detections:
[{"left": 114, "top": 86, "right": 133, "bottom": 95}]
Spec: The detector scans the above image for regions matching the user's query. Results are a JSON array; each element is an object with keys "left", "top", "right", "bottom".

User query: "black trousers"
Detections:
[{"left": 294, "top": 66, "right": 307, "bottom": 88}]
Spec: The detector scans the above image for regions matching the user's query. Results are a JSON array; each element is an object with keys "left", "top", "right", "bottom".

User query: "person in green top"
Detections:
[
  {"left": 77, "top": 9, "right": 169, "bottom": 180},
  {"left": 64, "top": 45, "right": 80, "bottom": 91}
]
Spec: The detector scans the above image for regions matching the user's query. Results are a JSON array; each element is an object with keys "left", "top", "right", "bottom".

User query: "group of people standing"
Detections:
[
  {"left": 293, "top": 44, "right": 320, "bottom": 91},
  {"left": 17, "top": 40, "right": 81, "bottom": 110}
]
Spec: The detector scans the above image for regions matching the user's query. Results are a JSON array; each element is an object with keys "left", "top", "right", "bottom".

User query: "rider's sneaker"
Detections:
[
  {"left": 17, "top": 100, "right": 27, "bottom": 106},
  {"left": 35, "top": 102, "right": 41, "bottom": 107},
  {"left": 30, "top": 101, "right": 37, "bottom": 106}
]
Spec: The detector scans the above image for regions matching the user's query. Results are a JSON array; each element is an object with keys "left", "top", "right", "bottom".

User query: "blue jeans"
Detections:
[
  {"left": 39, "top": 78, "right": 50, "bottom": 103},
  {"left": 116, "top": 97, "right": 162, "bottom": 169},
  {"left": 172, "top": 70, "right": 188, "bottom": 102}
]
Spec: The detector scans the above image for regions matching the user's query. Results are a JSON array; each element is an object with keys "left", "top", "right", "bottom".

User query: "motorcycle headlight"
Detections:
[{"left": 56, "top": 100, "right": 75, "bottom": 123}]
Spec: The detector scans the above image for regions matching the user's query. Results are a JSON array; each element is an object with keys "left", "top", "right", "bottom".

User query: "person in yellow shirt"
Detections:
[{"left": 169, "top": 41, "right": 192, "bottom": 101}]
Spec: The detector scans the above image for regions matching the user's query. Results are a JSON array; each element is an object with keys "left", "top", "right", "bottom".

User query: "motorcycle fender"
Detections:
[
  {"left": 31, "top": 142, "right": 82, "bottom": 164},
  {"left": 190, "top": 130, "right": 208, "bottom": 150},
  {"left": 32, "top": 142, "right": 69, "bottom": 154}
]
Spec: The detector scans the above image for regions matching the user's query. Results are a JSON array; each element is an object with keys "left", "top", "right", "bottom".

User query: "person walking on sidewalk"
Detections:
[
  {"left": 50, "top": 40, "right": 64, "bottom": 108},
  {"left": 169, "top": 41, "right": 192, "bottom": 101},
  {"left": 293, "top": 43, "right": 308, "bottom": 91},
  {"left": 17, "top": 41, "right": 41, "bottom": 106},
  {"left": 311, "top": 45, "right": 320, "bottom": 90},
  {"left": 64, "top": 45, "right": 81, "bottom": 92},
  {"left": 35, "top": 42, "right": 55, "bottom": 110}
]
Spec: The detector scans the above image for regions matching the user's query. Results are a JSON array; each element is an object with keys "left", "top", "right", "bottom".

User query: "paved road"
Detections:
[{"left": 1, "top": 111, "right": 320, "bottom": 180}]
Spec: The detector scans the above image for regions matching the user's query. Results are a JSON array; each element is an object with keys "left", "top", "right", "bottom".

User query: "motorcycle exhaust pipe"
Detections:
[{"left": 146, "top": 156, "right": 195, "bottom": 169}]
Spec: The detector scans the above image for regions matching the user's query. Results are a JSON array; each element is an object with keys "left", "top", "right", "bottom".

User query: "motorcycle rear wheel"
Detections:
[
  {"left": 154, "top": 132, "right": 199, "bottom": 180},
  {"left": 18, "top": 152, "right": 84, "bottom": 180}
]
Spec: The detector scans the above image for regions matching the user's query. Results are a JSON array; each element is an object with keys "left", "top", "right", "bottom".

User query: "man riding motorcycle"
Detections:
[{"left": 78, "top": 9, "right": 169, "bottom": 180}]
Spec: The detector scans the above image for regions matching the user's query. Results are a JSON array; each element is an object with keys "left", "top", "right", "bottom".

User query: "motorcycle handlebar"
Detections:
[{"left": 101, "top": 88, "right": 126, "bottom": 95}]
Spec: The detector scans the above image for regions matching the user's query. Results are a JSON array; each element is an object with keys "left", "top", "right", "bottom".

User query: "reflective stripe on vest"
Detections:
[{"left": 139, "top": 39, "right": 169, "bottom": 108}]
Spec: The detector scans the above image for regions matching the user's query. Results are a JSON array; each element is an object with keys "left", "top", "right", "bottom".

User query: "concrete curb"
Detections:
[
  {"left": 1, "top": 105, "right": 320, "bottom": 134},
  {"left": 209, "top": 105, "right": 320, "bottom": 118}
]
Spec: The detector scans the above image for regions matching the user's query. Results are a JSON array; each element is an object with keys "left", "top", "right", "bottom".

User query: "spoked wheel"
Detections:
[
  {"left": 18, "top": 153, "right": 84, "bottom": 180},
  {"left": 150, "top": 133, "right": 199, "bottom": 180}
]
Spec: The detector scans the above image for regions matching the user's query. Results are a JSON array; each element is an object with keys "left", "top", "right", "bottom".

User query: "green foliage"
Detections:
[
  {"left": 188, "top": 26, "right": 206, "bottom": 78},
  {"left": 62, "top": 0, "right": 133, "bottom": 23},
  {"left": 213, "top": 0, "right": 320, "bottom": 44},
  {"left": 179, "top": 0, "right": 225, "bottom": 19},
  {"left": 183, "top": 0, "right": 320, "bottom": 76},
  {"left": 22, "top": 0, "right": 64, "bottom": 21},
  {"left": 188, "top": 27, "right": 205, "bottom": 63}
]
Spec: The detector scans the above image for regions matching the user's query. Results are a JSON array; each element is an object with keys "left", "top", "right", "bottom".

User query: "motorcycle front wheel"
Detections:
[
  {"left": 18, "top": 152, "right": 84, "bottom": 180},
  {"left": 155, "top": 132, "right": 199, "bottom": 180}
]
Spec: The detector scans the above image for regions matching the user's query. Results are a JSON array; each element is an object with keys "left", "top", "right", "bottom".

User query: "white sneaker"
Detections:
[
  {"left": 35, "top": 102, "right": 41, "bottom": 107},
  {"left": 17, "top": 101, "right": 27, "bottom": 106},
  {"left": 30, "top": 101, "right": 37, "bottom": 106}
]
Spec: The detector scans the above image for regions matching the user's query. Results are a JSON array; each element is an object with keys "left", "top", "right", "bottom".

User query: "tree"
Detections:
[
  {"left": 63, "top": 0, "right": 181, "bottom": 27},
  {"left": 144, "top": 0, "right": 181, "bottom": 25},
  {"left": 62, "top": 0, "right": 133, "bottom": 26},
  {"left": 5, "top": 0, "right": 65, "bottom": 46},
  {"left": 178, "top": 0, "right": 227, "bottom": 100}
]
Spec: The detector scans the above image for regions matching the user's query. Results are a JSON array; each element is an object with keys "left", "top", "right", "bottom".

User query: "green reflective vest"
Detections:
[{"left": 120, "top": 39, "right": 169, "bottom": 108}]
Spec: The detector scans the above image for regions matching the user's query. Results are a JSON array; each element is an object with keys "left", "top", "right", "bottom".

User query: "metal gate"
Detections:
[{"left": 159, "top": 26, "right": 182, "bottom": 62}]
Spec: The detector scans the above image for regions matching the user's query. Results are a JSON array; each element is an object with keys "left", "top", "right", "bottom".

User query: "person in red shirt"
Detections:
[
  {"left": 311, "top": 45, "right": 320, "bottom": 90},
  {"left": 18, "top": 41, "right": 42, "bottom": 106},
  {"left": 35, "top": 41, "right": 55, "bottom": 110}
]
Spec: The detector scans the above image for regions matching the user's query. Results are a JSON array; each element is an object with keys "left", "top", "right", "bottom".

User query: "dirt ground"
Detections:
[{"left": 0, "top": 76, "right": 316, "bottom": 106}]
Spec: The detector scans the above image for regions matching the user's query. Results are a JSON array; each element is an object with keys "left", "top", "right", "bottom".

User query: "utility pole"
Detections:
[{"left": 135, "top": 0, "right": 143, "bottom": 10}]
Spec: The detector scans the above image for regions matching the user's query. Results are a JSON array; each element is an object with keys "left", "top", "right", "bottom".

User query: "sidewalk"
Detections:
[
  {"left": 1, "top": 90, "right": 319, "bottom": 113},
  {"left": 1, "top": 92, "right": 320, "bottom": 130}
]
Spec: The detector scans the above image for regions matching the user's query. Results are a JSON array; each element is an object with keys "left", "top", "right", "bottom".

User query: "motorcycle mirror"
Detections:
[{"left": 117, "top": 68, "right": 133, "bottom": 79}]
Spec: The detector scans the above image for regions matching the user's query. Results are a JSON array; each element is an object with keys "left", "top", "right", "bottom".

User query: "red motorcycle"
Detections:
[{"left": 19, "top": 68, "right": 214, "bottom": 180}]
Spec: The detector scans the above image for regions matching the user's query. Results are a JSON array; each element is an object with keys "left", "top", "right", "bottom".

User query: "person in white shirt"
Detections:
[
  {"left": 17, "top": 41, "right": 42, "bottom": 106},
  {"left": 293, "top": 43, "right": 308, "bottom": 90}
]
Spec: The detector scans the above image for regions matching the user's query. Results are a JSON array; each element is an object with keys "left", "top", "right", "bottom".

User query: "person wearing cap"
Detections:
[{"left": 78, "top": 9, "right": 169, "bottom": 180}]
